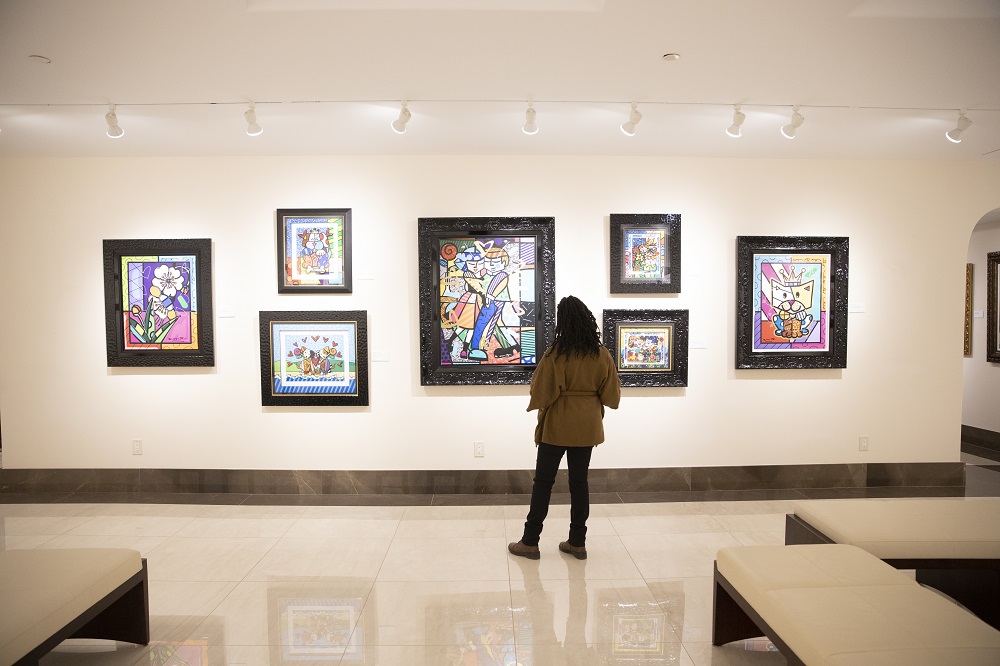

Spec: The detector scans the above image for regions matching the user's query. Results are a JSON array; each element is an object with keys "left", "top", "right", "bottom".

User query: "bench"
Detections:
[
  {"left": 713, "top": 544, "right": 1000, "bottom": 665},
  {"left": 784, "top": 498, "right": 1000, "bottom": 629},
  {"left": 0, "top": 548, "right": 149, "bottom": 666}
]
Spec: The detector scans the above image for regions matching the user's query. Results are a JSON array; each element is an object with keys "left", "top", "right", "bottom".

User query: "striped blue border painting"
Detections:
[{"left": 270, "top": 321, "right": 358, "bottom": 396}]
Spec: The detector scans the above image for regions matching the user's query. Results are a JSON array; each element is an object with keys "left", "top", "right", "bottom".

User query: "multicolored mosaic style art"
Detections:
[
  {"left": 283, "top": 214, "right": 347, "bottom": 288},
  {"left": 278, "top": 597, "right": 363, "bottom": 661},
  {"left": 617, "top": 325, "right": 672, "bottom": 371},
  {"left": 436, "top": 236, "right": 538, "bottom": 366},
  {"left": 623, "top": 228, "right": 668, "bottom": 281},
  {"left": 752, "top": 253, "right": 831, "bottom": 352},
  {"left": 268, "top": 321, "right": 358, "bottom": 397},
  {"left": 120, "top": 254, "right": 200, "bottom": 351}
]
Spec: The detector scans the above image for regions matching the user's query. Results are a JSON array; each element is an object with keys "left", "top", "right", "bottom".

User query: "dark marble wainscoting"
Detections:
[
  {"left": 0, "top": 462, "right": 966, "bottom": 505},
  {"left": 962, "top": 424, "right": 1000, "bottom": 463}
]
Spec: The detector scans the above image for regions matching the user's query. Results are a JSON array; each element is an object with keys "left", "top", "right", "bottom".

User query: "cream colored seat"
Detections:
[
  {"left": 713, "top": 544, "right": 1000, "bottom": 665},
  {"left": 0, "top": 548, "right": 148, "bottom": 665}
]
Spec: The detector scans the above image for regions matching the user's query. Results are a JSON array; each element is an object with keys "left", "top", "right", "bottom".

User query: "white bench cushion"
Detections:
[
  {"left": 718, "top": 544, "right": 1000, "bottom": 666},
  {"left": 0, "top": 548, "right": 142, "bottom": 665},
  {"left": 793, "top": 498, "right": 1000, "bottom": 560}
]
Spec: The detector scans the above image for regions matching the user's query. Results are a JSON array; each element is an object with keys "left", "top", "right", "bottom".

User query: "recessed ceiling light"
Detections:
[
  {"left": 662, "top": 53, "right": 681, "bottom": 61},
  {"left": 28, "top": 55, "right": 51, "bottom": 64}
]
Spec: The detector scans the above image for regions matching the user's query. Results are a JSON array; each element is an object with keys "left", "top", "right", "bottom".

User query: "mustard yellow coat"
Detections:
[{"left": 526, "top": 346, "right": 621, "bottom": 446}]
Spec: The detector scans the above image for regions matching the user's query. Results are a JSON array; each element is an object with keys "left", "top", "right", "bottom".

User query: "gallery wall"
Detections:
[
  {"left": 963, "top": 215, "right": 1000, "bottom": 432},
  {"left": 0, "top": 155, "right": 997, "bottom": 471}
]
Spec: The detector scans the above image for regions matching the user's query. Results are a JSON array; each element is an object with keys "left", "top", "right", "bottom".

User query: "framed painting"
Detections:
[
  {"left": 277, "top": 208, "right": 352, "bottom": 293},
  {"left": 736, "top": 236, "right": 849, "bottom": 369},
  {"left": 259, "top": 310, "right": 369, "bottom": 406},
  {"left": 417, "top": 216, "right": 556, "bottom": 385},
  {"left": 988, "top": 251, "right": 999, "bottom": 363},
  {"left": 102, "top": 238, "right": 214, "bottom": 367},
  {"left": 268, "top": 583, "right": 375, "bottom": 665},
  {"left": 965, "top": 263, "right": 974, "bottom": 357},
  {"left": 603, "top": 309, "right": 689, "bottom": 387},
  {"left": 609, "top": 213, "right": 681, "bottom": 293}
]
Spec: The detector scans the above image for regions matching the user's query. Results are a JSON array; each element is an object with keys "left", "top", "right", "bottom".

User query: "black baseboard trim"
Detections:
[
  {"left": 963, "top": 425, "right": 1000, "bottom": 462},
  {"left": 0, "top": 462, "right": 964, "bottom": 497}
]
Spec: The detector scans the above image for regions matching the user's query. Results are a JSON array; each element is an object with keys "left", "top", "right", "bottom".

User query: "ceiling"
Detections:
[{"left": 1, "top": 0, "right": 998, "bottom": 159}]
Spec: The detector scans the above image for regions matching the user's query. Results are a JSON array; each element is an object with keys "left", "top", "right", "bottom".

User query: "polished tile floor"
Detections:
[{"left": 0, "top": 454, "right": 996, "bottom": 665}]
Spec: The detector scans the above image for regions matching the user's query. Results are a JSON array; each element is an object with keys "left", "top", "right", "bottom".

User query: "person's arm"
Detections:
[
  {"left": 526, "top": 350, "right": 560, "bottom": 412},
  {"left": 598, "top": 349, "right": 622, "bottom": 410}
]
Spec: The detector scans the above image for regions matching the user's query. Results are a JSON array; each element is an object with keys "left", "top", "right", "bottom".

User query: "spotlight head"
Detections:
[
  {"left": 946, "top": 112, "right": 972, "bottom": 143},
  {"left": 244, "top": 105, "right": 262, "bottom": 136},
  {"left": 105, "top": 106, "right": 124, "bottom": 139},
  {"left": 522, "top": 103, "right": 538, "bottom": 135},
  {"left": 780, "top": 107, "right": 804, "bottom": 140},
  {"left": 620, "top": 103, "right": 642, "bottom": 136},
  {"left": 726, "top": 105, "right": 745, "bottom": 138},
  {"left": 391, "top": 103, "right": 411, "bottom": 134}
]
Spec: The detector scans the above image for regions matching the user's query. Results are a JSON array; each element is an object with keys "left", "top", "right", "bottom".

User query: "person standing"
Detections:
[{"left": 508, "top": 295, "right": 621, "bottom": 560}]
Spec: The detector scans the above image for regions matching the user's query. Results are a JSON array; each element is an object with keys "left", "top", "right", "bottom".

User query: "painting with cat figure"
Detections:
[{"left": 736, "top": 236, "right": 849, "bottom": 369}]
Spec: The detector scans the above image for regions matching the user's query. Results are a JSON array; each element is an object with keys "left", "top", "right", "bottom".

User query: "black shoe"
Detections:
[
  {"left": 508, "top": 541, "right": 540, "bottom": 560},
  {"left": 559, "top": 541, "right": 587, "bottom": 560}
]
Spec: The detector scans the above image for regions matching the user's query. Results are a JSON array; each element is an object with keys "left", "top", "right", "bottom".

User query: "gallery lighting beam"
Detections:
[
  {"left": 620, "top": 102, "right": 642, "bottom": 136},
  {"left": 946, "top": 111, "right": 972, "bottom": 143},
  {"left": 522, "top": 102, "right": 538, "bottom": 135},
  {"left": 391, "top": 101, "right": 411, "bottom": 134},
  {"left": 105, "top": 105, "right": 124, "bottom": 138},
  {"left": 726, "top": 104, "right": 745, "bottom": 138},
  {"left": 245, "top": 102, "right": 263, "bottom": 136},
  {"left": 780, "top": 106, "right": 804, "bottom": 139}
]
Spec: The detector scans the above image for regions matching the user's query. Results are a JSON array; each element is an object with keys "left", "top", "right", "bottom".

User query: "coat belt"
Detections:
[{"left": 561, "top": 391, "right": 598, "bottom": 396}]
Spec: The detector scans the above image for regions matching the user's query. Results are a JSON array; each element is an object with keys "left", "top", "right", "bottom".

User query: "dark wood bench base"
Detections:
[{"left": 14, "top": 558, "right": 149, "bottom": 666}]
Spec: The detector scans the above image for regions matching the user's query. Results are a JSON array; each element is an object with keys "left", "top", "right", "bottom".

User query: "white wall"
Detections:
[
  {"left": 963, "top": 213, "right": 1000, "bottom": 432},
  {"left": 1, "top": 156, "right": 997, "bottom": 471}
]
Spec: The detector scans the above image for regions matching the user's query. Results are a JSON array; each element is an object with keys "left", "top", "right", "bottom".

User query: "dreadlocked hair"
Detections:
[{"left": 551, "top": 295, "right": 602, "bottom": 359}]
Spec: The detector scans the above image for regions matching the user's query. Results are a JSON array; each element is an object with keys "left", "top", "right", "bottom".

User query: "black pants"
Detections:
[{"left": 522, "top": 443, "right": 594, "bottom": 547}]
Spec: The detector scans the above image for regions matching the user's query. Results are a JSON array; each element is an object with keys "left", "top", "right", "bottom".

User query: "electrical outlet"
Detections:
[
  {"left": 474, "top": 441, "right": 485, "bottom": 457},
  {"left": 132, "top": 439, "right": 143, "bottom": 455},
  {"left": 859, "top": 436, "right": 869, "bottom": 452}
]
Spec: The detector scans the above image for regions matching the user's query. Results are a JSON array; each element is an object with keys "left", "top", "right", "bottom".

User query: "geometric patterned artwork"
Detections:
[
  {"left": 418, "top": 217, "right": 556, "bottom": 385},
  {"left": 102, "top": 238, "right": 214, "bottom": 366},
  {"left": 736, "top": 236, "right": 849, "bottom": 369},
  {"left": 277, "top": 208, "right": 352, "bottom": 293},
  {"left": 610, "top": 213, "right": 682, "bottom": 293},
  {"left": 259, "top": 310, "right": 369, "bottom": 406}
]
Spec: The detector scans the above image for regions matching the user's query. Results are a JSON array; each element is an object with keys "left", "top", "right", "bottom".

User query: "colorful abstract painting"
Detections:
[
  {"left": 437, "top": 236, "right": 537, "bottom": 367},
  {"left": 120, "top": 253, "right": 200, "bottom": 351},
  {"left": 103, "top": 238, "right": 214, "bottom": 367},
  {"left": 617, "top": 325, "right": 672, "bottom": 371},
  {"left": 736, "top": 236, "right": 849, "bottom": 369},
  {"left": 277, "top": 208, "right": 352, "bottom": 293},
  {"left": 623, "top": 229, "right": 668, "bottom": 281},
  {"left": 268, "top": 584, "right": 376, "bottom": 665},
  {"left": 259, "top": 311, "right": 369, "bottom": 406},
  {"left": 752, "top": 253, "right": 830, "bottom": 352},
  {"left": 418, "top": 217, "right": 556, "bottom": 386}
]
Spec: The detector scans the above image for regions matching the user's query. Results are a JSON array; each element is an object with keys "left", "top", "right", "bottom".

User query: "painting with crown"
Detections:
[{"left": 736, "top": 236, "right": 849, "bottom": 369}]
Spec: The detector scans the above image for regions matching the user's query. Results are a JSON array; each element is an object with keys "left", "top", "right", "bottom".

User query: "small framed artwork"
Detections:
[
  {"left": 102, "top": 238, "right": 214, "bottom": 367},
  {"left": 603, "top": 309, "right": 689, "bottom": 387},
  {"left": 259, "top": 310, "right": 369, "bottom": 406},
  {"left": 417, "top": 216, "right": 556, "bottom": 385},
  {"left": 277, "top": 208, "right": 352, "bottom": 293},
  {"left": 609, "top": 213, "right": 682, "bottom": 293},
  {"left": 965, "top": 263, "right": 974, "bottom": 357},
  {"left": 988, "top": 251, "right": 999, "bottom": 363},
  {"left": 736, "top": 236, "right": 849, "bottom": 369}
]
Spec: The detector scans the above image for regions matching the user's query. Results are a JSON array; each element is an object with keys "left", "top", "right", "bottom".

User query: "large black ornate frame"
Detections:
[
  {"left": 258, "top": 310, "right": 369, "bottom": 407},
  {"left": 988, "top": 251, "right": 999, "bottom": 364},
  {"left": 102, "top": 238, "right": 215, "bottom": 367},
  {"left": 418, "top": 216, "right": 556, "bottom": 385},
  {"left": 603, "top": 309, "right": 689, "bottom": 387},
  {"left": 276, "top": 207, "right": 353, "bottom": 294},
  {"left": 736, "top": 235, "right": 849, "bottom": 370},
  {"left": 609, "top": 213, "right": 682, "bottom": 294}
]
